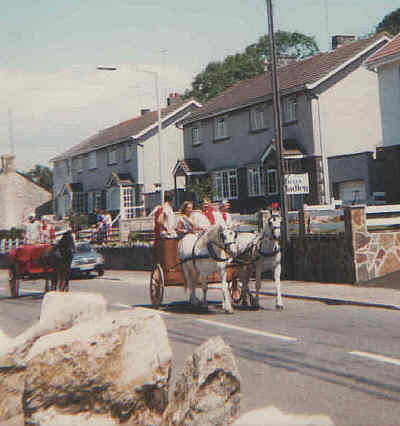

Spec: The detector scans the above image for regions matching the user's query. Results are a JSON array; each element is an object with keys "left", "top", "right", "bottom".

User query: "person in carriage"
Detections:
[
  {"left": 39, "top": 217, "right": 56, "bottom": 244},
  {"left": 154, "top": 191, "right": 178, "bottom": 247},
  {"left": 214, "top": 199, "right": 233, "bottom": 228},
  {"left": 23, "top": 212, "right": 41, "bottom": 245},
  {"left": 176, "top": 201, "right": 205, "bottom": 235}
]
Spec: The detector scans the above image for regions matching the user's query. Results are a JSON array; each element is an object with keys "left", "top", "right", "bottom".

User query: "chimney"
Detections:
[
  {"left": 167, "top": 92, "right": 181, "bottom": 106},
  {"left": 1, "top": 154, "right": 16, "bottom": 174},
  {"left": 332, "top": 35, "right": 356, "bottom": 50},
  {"left": 141, "top": 108, "right": 151, "bottom": 116}
]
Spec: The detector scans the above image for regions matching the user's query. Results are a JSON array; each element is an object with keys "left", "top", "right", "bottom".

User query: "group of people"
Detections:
[
  {"left": 23, "top": 213, "right": 56, "bottom": 245},
  {"left": 154, "top": 191, "right": 233, "bottom": 245},
  {"left": 93, "top": 209, "right": 113, "bottom": 243}
]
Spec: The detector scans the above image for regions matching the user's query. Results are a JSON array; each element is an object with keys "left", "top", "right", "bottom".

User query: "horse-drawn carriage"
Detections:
[
  {"left": 149, "top": 236, "right": 242, "bottom": 309},
  {"left": 7, "top": 231, "right": 75, "bottom": 298},
  {"left": 149, "top": 210, "right": 283, "bottom": 313}
]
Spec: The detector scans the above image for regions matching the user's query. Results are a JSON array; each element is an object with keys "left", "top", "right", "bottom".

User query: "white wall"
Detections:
[
  {"left": 377, "top": 61, "right": 400, "bottom": 147},
  {"left": 317, "top": 66, "right": 382, "bottom": 157}
]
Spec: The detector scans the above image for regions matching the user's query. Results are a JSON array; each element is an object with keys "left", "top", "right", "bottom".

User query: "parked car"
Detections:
[{"left": 70, "top": 242, "right": 105, "bottom": 277}]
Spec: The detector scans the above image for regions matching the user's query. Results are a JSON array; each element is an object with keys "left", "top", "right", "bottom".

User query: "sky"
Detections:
[{"left": 1, "top": 0, "right": 400, "bottom": 171}]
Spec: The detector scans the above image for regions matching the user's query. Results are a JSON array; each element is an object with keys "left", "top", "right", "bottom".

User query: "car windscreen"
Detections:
[{"left": 76, "top": 243, "right": 92, "bottom": 253}]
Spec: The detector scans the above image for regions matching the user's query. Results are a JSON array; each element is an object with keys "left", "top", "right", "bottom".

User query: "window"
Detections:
[
  {"left": 73, "top": 192, "right": 85, "bottom": 213},
  {"left": 124, "top": 143, "right": 132, "bottom": 162},
  {"left": 106, "top": 187, "right": 120, "bottom": 210},
  {"left": 88, "top": 152, "right": 97, "bottom": 170},
  {"left": 248, "top": 166, "right": 263, "bottom": 197},
  {"left": 191, "top": 126, "right": 201, "bottom": 146},
  {"left": 213, "top": 169, "right": 238, "bottom": 200},
  {"left": 251, "top": 105, "right": 268, "bottom": 131},
  {"left": 87, "top": 190, "right": 103, "bottom": 213},
  {"left": 107, "top": 147, "right": 117, "bottom": 165},
  {"left": 283, "top": 97, "right": 297, "bottom": 123},
  {"left": 75, "top": 156, "right": 83, "bottom": 173},
  {"left": 266, "top": 169, "right": 278, "bottom": 195},
  {"left": 214, "top": 115, "right": 228, "bottom": 140},
  {"left": 122, "top": 186, "right": 135, "bottom": 219}
]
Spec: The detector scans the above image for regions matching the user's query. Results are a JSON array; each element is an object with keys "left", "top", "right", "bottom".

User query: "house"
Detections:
[
  {"left": 0, "top": 154, "right": 52, "bottom": 229},
  {"left": 366, "top": 32, "right": 400, "bottom": 203},
  {"left": 51, "top": 94, "right": 201, "bottom": 220},
  {"left": 176, "top": 33, "right": 390, "bottom": 212}
]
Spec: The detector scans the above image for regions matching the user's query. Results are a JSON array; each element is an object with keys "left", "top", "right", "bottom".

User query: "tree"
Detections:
[
  {"left": 25, "top": 164, "right": 53, "bottom": 191},
  {"left": 184, "top": 31, "right": 319, "bottom": 103},
  {"left": 376, "top": 8, "right": 400, "bottom": 35}
]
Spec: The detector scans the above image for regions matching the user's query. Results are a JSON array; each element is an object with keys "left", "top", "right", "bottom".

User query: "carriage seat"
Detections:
[{"left": 9, "top": 244, "right": 52, "bottom": 274}]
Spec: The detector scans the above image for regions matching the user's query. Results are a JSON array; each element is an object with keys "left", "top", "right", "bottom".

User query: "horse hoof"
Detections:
[{"left": 276, "top": 304, "right": 284, "bottom": 311}]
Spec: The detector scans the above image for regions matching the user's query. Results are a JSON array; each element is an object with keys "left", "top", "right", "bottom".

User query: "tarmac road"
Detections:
[{"left": 1, "top": 269, "right": 400, "bottom": 426}]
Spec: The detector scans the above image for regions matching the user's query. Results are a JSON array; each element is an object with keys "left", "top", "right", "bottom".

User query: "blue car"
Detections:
[{"left": 71, "top": 242, "right": 105, "bottom": 277}]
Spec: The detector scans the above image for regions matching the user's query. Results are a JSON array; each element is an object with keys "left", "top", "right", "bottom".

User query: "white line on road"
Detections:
[
  {"left": 349, "top": 351, "right": 400, "bottom": 366},
  {"left": 197, "top": 318, "right": 297, "bottom": 342},
  {"left": 110, "top": 303, "right": 132, "bottom": 309}
]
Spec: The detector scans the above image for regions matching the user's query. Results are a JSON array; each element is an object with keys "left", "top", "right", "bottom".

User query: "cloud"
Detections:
[{"left": 0, "top": 63, "right": 193, "bottom": 170}]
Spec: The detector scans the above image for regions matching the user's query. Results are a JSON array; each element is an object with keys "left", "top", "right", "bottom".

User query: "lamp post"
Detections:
[
  {"left": 97, "top": 65, "right": 164, "bottom": 205},
  {"left": 265, "top": 0, "right": 289, "bottom": 244}
]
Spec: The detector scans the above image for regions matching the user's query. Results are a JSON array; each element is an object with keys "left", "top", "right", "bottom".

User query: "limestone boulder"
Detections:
[
  {"left": 0, "top": 291, "right": 107, "bottom": 422},
  {"left": 233, "top": 406, "right": 334, "bottom": 426},
  {"left": 162, "top": 336, "right": 241, "bottom": 426},
  {"left": 24, "top": 308, "right": 172, "bottom": 425}
]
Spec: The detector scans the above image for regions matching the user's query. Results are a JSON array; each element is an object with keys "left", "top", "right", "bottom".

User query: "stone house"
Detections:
[
  {"left": 176, "top": 33, "right": 390, "bottom": 213},
  {"left": 51, "top": 95, "right": 201, "bottom": 219},
  {"left": 0, "top": 154, "right": 52, "bottom": 229},
  {"left": 366, "top": 32, "right": 400, "bottom": 203}
]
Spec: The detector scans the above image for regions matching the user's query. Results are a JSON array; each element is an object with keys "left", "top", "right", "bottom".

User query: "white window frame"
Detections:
[
  {"left": 88, "top": 152, "right": 97, "bottom": 170},
  {"left": 251, "top": 105, "right": 268, "bottom": 131},
  {"left": 283, "top": 97, "right": 297, "bottom": 123},
  {"left": 191, "top": 125, "right": 202, "bottom": 146},
  {"left": 107, "top": 147, "right": 117, "bottom": 165},
  {"left": 213, "top": 168, "right": 238, "bottom": 201},
  {"left": 214, "top": 115, "right": 229, "bottom": 140},
  {"left": 247, "top": 165, "right": 264, "bottom": 197},
  {"left": 266, "top": 169, "right": 278, "bottom": 195}
]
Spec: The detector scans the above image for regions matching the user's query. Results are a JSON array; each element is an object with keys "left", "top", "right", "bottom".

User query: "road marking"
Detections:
[
  {"left": 110, "top": 303, "right": 132, "bottom": 309},
  {"left": 350, "top": 351, "right": 400, "bottom": 366},
  {"left": 197, "top": 318, "right": 297, "bottom": 342}
]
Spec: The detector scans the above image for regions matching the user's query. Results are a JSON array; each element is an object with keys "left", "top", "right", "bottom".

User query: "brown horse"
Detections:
[{"left": 41, "top": 230, "right": 75, "bottom": 292}]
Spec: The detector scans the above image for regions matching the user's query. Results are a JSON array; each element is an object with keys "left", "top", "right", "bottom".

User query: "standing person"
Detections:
[
  {"left": 102, "top": 210, "right": 112, "bottom": 242},
  {"left": 215, "top": 199, "right": 233, "bottom": 228},
  {"left": 157, "top": 191, "right": 177, "bottom": 238},
  {"left": 39, "top": 217, "right": 56, "bottom": 244},
  {"left": 23, "top": 213, "right": 40, "bottom": 245}
]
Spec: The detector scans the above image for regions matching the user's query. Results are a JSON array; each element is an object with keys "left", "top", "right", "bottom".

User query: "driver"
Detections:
[{"left": 23, "top": 213, "right": 40, "bottom": 245}]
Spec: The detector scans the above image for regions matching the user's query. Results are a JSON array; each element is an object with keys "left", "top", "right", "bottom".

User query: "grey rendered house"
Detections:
[
  {"left": 176, "top": 33, "right": 390, "bottom": 213},
  {"left": 366, "top": 32, "right": 400, "bottom": 203},
  {"left": 51, "top": 94, "right": 201, "bottom": 220}
]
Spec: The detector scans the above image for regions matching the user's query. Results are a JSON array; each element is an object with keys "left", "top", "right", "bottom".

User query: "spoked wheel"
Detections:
[
  {"left": 228, "top": 278, "right": 243, "bottom": 304},
  {"left": 150, "top": 264, "right": 164, "bottom": 309},
  {"left": 8, "top": 267, "right": 20, "bottom": 298}
]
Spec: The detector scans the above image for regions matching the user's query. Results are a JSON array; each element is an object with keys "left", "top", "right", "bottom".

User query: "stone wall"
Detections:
[{"left": 286, "top": 205, "right": 400, "bottom": 284}]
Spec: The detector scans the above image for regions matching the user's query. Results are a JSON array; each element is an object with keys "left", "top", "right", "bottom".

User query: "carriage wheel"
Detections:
[
  {"left": 8, "top": 267, "right": 20, "bottom": 298},
  {"left": 228, "top": 278, "right": 242, "bottom": 304},
  {"left": 150, "top": 264, "right": 164, "bottom": 309}
]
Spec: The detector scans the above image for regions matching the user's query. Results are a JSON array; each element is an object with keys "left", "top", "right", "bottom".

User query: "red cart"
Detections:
[{"left": 7, "top": 244, "right": 56, "bottom": 297}]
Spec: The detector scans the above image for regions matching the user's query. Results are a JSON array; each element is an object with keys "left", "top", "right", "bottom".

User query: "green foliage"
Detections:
[
  {"left": 376, "top": 8, "right": 400, "bottom": 35},
  {"left": 183, "top": 31, "right": 319, "bottom": 103},
  {"left": 25, "top": 164, "right": 53, "bottom": 191},
  {"left": 186, "top": 176, "right": 214, "bottom": 207},
  {"left": 0, "top": 228, "right": 24, "bottom": 240}
]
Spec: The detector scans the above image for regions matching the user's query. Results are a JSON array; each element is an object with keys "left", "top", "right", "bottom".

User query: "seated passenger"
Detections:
[{"left": 177, "top": 201, "right": 203, "bottom": 235}]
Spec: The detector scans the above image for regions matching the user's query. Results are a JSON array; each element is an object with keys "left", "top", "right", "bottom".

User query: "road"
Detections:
[{"left": 1, "top": 270, "right": 400, "bottom": 426}]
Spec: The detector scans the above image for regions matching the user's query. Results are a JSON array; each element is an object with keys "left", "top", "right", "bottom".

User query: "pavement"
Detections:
[{"left": 96, "top": 270, "right": 400, "bottom": 311}]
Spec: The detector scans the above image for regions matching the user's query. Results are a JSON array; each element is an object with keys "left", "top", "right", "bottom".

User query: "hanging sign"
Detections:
[{"left": 284, "top": 173, "right": 309, "bottom": 194}]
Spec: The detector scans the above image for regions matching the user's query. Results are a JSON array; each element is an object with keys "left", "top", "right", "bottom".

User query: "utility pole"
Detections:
[{"left": 266, "top": 0, "right": 289, "bottom": 243}]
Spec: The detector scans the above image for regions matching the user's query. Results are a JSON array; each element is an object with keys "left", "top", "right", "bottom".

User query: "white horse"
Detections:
[
  {"left": 178, "top": 223, "right": 237, "bottom": 313},
  {"left": 235, "top": 210, "right": 283, "bottom": 310}
]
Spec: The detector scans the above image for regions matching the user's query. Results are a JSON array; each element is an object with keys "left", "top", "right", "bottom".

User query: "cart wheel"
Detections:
[
  {"left": 228, "top": 278, "right": 242, "bottom": 304},
  {"left": 150, "top": 264, "right": 164, "bottom": 309},
  {"left": 8, "top": 267, "right": 20, "bottom": 298}
]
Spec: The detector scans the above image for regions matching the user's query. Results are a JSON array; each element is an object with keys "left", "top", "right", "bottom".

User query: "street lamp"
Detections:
[{"left": 97, "top": 65, "right": 164, "bottom": 205}]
